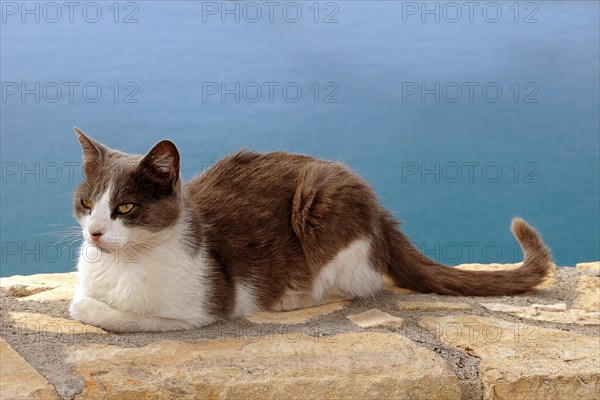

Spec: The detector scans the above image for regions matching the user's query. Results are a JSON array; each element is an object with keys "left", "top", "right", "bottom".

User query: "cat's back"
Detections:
[
  {"left": 185, "top": 149, "right": 378, "bottom": 245},
  {"left": 186, "top": 149, "right": 321, "bottom": 211},
  {"left": 189, "top": 149, "right": 316, "bottom": 183}
]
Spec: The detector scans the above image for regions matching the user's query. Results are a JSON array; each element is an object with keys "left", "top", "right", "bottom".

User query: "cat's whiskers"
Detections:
[
  {"left": 35, "top": 226, "right": 84, "bottom": 249},
  {"left": 60, "top": 190, "right": 77, "bottom": 199}
]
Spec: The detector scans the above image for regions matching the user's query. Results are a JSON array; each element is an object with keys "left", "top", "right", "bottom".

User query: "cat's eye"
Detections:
[
  {"left": 117, "top": 203, "right": 134, "bottom": 214},
  {"left": 81, "top": 199, "right": 92, "bottom": 209}
]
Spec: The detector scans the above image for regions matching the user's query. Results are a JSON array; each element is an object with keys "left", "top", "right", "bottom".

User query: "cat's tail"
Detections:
[{"left": 384, "top": 217, "right": 552, "bottom": 296}]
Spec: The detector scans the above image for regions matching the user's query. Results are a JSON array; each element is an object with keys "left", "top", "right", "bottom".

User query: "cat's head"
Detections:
[{"left": 73, "top": 128, "right": 183, "bottom": 252}]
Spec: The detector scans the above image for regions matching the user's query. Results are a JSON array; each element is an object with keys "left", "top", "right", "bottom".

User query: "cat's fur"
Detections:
[{"left": 70, "top": 128, "right": 552, "bottom": 332}]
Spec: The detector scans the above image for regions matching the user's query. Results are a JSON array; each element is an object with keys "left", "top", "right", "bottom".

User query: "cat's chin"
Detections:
[{"left": 84, "top": 241, "right": 114, "bottom": 253}]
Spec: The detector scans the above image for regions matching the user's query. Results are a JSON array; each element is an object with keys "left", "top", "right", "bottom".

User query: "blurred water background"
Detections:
[{"left": 1, "top": 1, "right": 598, "bottom": 276}]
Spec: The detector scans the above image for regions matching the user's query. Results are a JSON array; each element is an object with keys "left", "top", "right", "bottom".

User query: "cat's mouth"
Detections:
[{"left": 87, "top": 240, "right": 113, "bottom": 253}]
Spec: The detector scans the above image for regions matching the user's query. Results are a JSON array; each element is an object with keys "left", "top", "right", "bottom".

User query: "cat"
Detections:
[{"left": 69, "top": 128, "right": 552, "bottom": 332}]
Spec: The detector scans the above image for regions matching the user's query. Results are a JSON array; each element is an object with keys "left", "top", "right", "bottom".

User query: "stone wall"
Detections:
[{"left": 1, "top": 262, "right": 598, "bottom": 399}]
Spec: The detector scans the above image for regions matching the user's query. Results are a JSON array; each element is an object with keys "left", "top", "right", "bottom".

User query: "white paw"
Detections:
[{"left": 69, "top": 296, "right": 113, "bottom": 329}]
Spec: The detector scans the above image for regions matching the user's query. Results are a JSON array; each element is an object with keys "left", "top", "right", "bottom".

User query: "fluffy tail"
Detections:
[{"left": 385, "top": 218, "right": 552, "bottom": 296}]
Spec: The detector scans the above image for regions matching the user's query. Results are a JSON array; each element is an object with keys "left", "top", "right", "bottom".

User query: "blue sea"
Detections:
[{"left": 1, "top": 1, "right": 598, "bottom": 277}]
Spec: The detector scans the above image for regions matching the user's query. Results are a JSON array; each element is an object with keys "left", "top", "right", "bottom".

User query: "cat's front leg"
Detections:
[
  {"left": 70, "top": 296, "right": 194, "bottom": 332},
  {"left": 70, "top": 296, "right": 120, "bottom": 330}
]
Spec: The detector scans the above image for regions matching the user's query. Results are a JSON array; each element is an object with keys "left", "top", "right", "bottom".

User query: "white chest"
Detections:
[{"left": 75, "top": 242, "right": 212, "bottom": 321}]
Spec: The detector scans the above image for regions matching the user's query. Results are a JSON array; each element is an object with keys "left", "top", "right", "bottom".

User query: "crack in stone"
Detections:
[{"left": 391, "top": 322, "right": 484, "bottom": 400}]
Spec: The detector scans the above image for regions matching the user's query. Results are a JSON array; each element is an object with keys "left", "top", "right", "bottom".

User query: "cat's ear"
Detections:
[
  {"left": 74, "top": 128, "right": 110, "bottom": 175},
  {"left": 139, "top": 140, "right": 180, "bottom": 185}
]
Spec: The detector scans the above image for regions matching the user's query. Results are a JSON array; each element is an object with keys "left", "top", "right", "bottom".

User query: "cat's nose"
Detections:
[{"left": 90, "top": 230, "right": 104, "bottom": 241}]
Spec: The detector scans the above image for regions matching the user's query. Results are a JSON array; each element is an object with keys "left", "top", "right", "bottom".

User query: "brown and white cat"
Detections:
[{"left": 69, "top": 128, "right": 552, "bottom": 332}]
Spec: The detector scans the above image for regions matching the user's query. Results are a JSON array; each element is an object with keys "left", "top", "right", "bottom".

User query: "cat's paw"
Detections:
[
  {"left": 271, "top": 293, "right": 302, "bottom": 311},
  {"left": 69, "top": 296, "right": 114, "bottom": 329}
]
